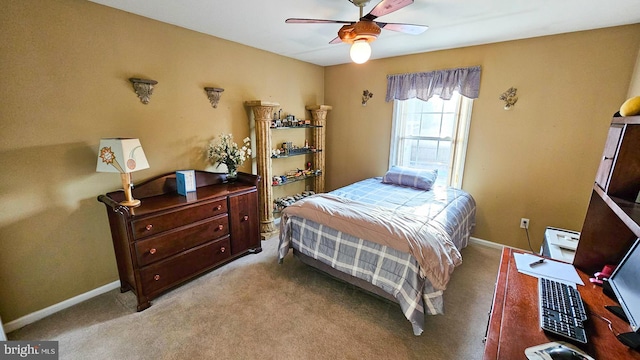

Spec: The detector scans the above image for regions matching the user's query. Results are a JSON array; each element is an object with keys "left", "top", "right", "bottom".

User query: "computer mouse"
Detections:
[{"left": 547, "top": 346, "right": 587, "bottom": 360}]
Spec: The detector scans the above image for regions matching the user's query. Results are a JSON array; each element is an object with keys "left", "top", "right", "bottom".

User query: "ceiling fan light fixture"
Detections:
[
  {"left": 338, "top": 24, "right": 357, "bottom": 43},
  {"left": 287, "top": 0, "right": 428, "bottom": 64},
  {"left": 352, "top": 20, "right": 381, "bottom": 41},
  {"left": 350, "top": 39, "right": 371, "bottom": 64}
]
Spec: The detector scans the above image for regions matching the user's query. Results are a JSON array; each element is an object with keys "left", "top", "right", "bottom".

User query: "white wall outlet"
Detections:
[{"left": 520, "top": 218, "right": 530, "bottom": 229}]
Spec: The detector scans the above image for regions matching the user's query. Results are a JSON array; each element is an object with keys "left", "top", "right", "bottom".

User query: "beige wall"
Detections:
[
  {"left": 324, "top": 24, "right": 640, "bottom": 251},
  {"left": 0, "top": 0, "right": 324, "bottom": 322}
]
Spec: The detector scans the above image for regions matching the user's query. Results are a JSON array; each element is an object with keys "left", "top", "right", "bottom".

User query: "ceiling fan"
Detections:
[{"left": 286, "top": 0, "right": 428, "bottom": 64}]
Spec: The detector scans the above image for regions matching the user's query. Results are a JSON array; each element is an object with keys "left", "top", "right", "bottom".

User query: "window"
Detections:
[{"left": 389, "top": 92, "right": 473, "bottom": 188}]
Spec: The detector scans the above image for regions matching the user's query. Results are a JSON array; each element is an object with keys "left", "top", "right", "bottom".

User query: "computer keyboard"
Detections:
[{"left": 538, "top": 277, "right": 589, "bottom": 343}]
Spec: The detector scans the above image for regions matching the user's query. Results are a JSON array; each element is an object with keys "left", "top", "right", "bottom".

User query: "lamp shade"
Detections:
[
  {"left": 350, "top": 39, "right": 372, "bottom": 64},
  {"left": 97, "top": 138, "right": 149, "bottom": 173}
]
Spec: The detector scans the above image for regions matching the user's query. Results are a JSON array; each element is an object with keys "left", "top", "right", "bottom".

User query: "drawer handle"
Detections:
[
  {"left": 217, "top": 224, "right": 224, "bottom": 231},
  {"left": 603, "top": 156, "right": 613, "bottom": 161},
  {"left": 214, "top": 205, "right": 222, "bottom": 211},
  {"left": 243, "top": 215, "right": 249, "bottom": 221},
  {"left": 220, "top": 247, "right": 226, "bottom": 253},
  {"left": 153, "top": 274, "right": 160, "bottom": 281},
  {"left": 149, "top": 248, "right": 157, "bottom": 255},
  {"left": 145, "top": 224, "right": 153, "bottom": 231}
]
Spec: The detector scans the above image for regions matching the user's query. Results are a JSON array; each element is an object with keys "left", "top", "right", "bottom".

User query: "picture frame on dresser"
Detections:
[{"left": 98, "top": 170, "right": 261, "bottom": 311}]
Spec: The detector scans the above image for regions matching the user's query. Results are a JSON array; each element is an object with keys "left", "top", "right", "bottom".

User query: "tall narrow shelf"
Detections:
[
  {"left": 306, "top": 105, "right": 331, "bottom": 193},
  {"left": 573, "top": 115, "right": 640, "bottom": 274},
  {"left": 245, "top": 101, "right": 331, "bottom": 238}
]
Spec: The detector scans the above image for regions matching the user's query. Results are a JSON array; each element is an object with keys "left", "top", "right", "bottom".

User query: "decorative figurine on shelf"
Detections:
[{"left": 207, "top": 133, "right": 251, "bottom": 180}]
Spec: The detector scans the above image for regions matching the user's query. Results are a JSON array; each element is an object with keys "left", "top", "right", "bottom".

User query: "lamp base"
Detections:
[
  {"left": 120, "top": 199, "right": 141, "bottom": 207},
  {"left": 120, "top": 172, "right": 141, "bottom": 207}
]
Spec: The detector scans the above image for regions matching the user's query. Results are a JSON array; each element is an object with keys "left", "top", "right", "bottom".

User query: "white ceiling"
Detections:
[{"left": 88, "top": 0, "right": 640, "bottom": 66}]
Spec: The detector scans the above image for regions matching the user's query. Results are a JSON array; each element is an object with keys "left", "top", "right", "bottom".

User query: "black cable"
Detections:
[{"left": 525, "top": 227, "right": 535, "bottom": 253}]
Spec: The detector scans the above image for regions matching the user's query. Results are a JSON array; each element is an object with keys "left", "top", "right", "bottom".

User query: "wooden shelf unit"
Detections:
[
  {"left": 245, "top": 101, "right": 331, "bottom": 238},
  {"left": 573, "top": 115, "right": 640, "bottom": 275}
]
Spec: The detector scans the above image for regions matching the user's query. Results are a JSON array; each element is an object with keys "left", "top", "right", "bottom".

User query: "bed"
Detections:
[{"left": 278, "top": 170, "right": 476, "bottom": 335}]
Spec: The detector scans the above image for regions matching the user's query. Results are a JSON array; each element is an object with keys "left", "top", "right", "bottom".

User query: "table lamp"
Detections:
[{"left": 97, "top": 138, "right": 149, "bottom": 207}]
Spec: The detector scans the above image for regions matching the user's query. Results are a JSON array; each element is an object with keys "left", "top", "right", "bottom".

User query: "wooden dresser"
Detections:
[{"left": 98, "top": 171, "right": 261, "bottom": 311}]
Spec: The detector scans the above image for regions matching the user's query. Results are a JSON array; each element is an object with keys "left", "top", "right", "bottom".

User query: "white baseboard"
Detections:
[
  {"left": 0, "top": 316, "right": 6, "bottom": 341},
  {"left": 469, "top": 236, "right": 531, "bottom": 253},
  {"left": 469, "top": 236, "right": 504, "bottom": 250},
  {"left": 3, "top": 280, "right": 120, "bottom": 334}
]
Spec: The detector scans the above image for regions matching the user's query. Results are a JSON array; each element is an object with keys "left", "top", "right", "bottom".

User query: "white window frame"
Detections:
[{"left": 389, "top": 93, "right": 473, "bottom": 188}]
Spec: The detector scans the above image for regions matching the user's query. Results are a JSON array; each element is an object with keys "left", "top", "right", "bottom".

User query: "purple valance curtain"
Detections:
[{"left": 385, "top": 65, "right": 481, "bottom": 102}]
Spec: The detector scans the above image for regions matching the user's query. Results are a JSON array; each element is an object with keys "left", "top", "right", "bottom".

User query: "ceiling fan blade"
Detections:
[
  {"left": 329, "top": 36, "right": 343, "bottom": 44},
  {"left": 285, "top": 18, "right": 353, "bottom": 24},
  {"left": 377, "top": 22, "right": 428, "bottom": 35},
  {"left": 363, "top": 0, "right": 414, "bottom": 21}
]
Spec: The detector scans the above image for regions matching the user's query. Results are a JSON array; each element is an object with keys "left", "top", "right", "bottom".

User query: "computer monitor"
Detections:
[{"left": 608, "top": 238, "right": 640, "bottom": 333}]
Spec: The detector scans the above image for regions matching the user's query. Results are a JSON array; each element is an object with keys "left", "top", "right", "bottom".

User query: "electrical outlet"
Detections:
[{"left": 520, "top": 218, "right": 530, "bottom": 229}]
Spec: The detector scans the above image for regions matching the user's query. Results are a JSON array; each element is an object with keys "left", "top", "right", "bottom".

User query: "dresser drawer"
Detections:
[
  {"left": 135, "top": 215, "right": 229, "bottom": 267},
  {"left": 140, "top": 236, "right": 231, "bottom": 295},
  {"left": 132, "top": 198, "right": 227, "bottom": 239}
]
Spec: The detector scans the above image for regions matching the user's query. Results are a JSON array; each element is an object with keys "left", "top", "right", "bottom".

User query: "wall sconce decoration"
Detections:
[
  {"left": 129, "top": 78, "right": 158, "bottom": 104},
  {"left": 204, "top": 87, "right": 225, "bottom": 108},
  {"left": 499, "top": 87, "right": 518, "bottom": 110},
  {"left": 96, "top": 138, "right": 150, "bottom": 207},
  {"left": 362, "top": 90, "right": 373, "bottom": 106}
]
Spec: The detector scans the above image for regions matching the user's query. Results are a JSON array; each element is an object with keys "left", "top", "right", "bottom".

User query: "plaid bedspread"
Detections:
[{"left": 278, "top": 177, "right": 476, "bottom": 335}]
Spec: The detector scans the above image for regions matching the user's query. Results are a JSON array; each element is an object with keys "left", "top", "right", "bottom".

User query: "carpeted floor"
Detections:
[{"left": 8, "top": 237, "right": 501, "bottom": 360}]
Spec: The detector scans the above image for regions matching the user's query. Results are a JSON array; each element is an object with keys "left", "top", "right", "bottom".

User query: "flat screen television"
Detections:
[{"left": 608, "top": 238, "right": 640, "bottom": 335}]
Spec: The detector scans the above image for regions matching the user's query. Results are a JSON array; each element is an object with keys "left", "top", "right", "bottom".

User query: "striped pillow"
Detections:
[{"left": 382, "top": 166, "right": 438, "bottom": 190}]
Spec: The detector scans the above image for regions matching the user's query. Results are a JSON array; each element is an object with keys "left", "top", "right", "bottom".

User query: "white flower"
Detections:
[{"left": 207, "top": 133, "right": 251, "bottom": 171}]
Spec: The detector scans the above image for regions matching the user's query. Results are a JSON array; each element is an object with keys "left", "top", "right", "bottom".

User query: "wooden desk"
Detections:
[{"left": 483, "top": 248, "right": 640, "bottom": 359}]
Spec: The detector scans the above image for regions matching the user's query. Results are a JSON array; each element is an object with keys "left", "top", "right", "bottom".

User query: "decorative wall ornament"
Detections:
[
  {"left": 204, "top": 87, "right": 225, "bottom": 108},
  {"left": 362, "top": 90, "right": 373, "bottom": 106},
  {"left": 129, "top": 78, "right": 157, "bottom": 104},
  {"left": 499, "top": 87, "right": 518, "bottom": 110}
]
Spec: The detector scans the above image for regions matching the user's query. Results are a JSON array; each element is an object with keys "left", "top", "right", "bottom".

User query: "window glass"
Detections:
[{"left": 390, "top": 92, "right": 473, "bottom": 188}]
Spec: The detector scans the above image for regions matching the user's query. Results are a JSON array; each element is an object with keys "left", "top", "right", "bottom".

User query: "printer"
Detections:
[{"left": 541, "top": 227, "right": 580, "bottom": 263}]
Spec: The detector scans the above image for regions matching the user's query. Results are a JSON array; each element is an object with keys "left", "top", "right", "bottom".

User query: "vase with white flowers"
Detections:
[{"left": 207, "top": 134, "right": 251, "bottom": 180}]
